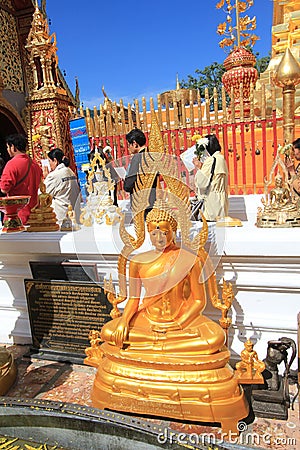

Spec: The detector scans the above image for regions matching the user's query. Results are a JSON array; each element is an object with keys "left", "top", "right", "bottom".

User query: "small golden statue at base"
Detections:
[
  {"left": 27, "top": 181, "right": 59, "bottom": 232},
  {"left": 235, "top": 339, "right": 265, "bottom": 384},
  {"left": 84, "top": 330, "right": 103, "bottom": 367},
  {"left": 85, "top": 111, "right": 249, "bottom": 434},
  {"left": 0, "top": 347, "right": 17, "bottom": 395},
  {"left": 60, "top": 212, "right": 72, "bottom": 231},
  {"left": 61, "top": 205, "right": 80, "bottom": 231},
  {"left": 256, "top": 152, "right": 300, "bottom": 227}
]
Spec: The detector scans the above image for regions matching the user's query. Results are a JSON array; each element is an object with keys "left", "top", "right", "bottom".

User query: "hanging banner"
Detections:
[{"left": 69, "top": 117, "right": 90, "bottom": 200}]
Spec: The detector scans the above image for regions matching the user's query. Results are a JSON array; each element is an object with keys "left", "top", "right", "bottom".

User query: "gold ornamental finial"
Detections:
[
  {"left": 216, "top": 0, "right": 258, "bottom": 51},
  {"left": 274, "top": 47, "right": 300, "bottom": 88},
  {"left": 176, "top": 73, "right": 180, "bottom": 90}
]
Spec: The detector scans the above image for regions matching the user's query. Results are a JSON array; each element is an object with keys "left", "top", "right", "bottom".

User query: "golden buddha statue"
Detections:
[
  {"left": 101, "top": 201, "right": 225, "bottom": 353},
  {"left": 85, "top": 111, "right": 248, "bottom": 434},
  {"left": 269, "top": 174, "right": 296, "bottom": 211},
  {"left": 60, "top": 204, "right": 79, "bottom": 231},
  {"left": 257, "top": 154, "right": 300, "bottom": 227},
  {"left": 27, "top": 181, "right": 59, "bottom": 232}
]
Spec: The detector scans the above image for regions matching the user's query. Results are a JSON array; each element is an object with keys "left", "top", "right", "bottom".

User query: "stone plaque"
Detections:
[
  {"left": 29, "top": 261, "right": 100, "bottom": 282},
  {"left": 24, "top": 279, "right": 112, "bottom": 362}
]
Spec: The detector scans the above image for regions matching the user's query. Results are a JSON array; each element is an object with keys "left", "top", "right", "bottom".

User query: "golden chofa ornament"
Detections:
[{"left": 85, "top": 110, "right": 249, "bottom": 434}]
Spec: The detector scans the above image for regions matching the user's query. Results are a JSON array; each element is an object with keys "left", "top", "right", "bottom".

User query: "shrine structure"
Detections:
[{"left": 0, "top": 0, "right": 76, "bottom": 170}]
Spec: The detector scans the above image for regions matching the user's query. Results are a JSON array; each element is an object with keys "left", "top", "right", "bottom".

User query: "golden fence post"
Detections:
[
  {"left": 197, "top": 90, "right": 203, "bottom": 129},
  {"left": 106, "top": 105, "right": 113, "bottom": 137},
  {"left": 99, "top": 104, "right": 106, "bottom": 137},
  {"left": 180, "top": 91, "right": 186, "bottom": 128},
  {"left": 214, "top": 87, "right": 219, "bottom": 125},
  {"left": 205, "top": 87, "right": 210, "bottom": 127},
  {"left": 119, "top": 99, "right": 126, "bottom": 135},
  {"left": 127, "top": 103, "right": 133, "bottom": 131},
  {"left": 112, "top": 101, "right": 120, "bottom": 136},
  {"left": 173, "top": 98, "right": 179, "bottom": 129},
  {"left": 93, "top": 106, "right": 100, "bottom": 138},
  {"left": 165, "top": 96, "right": 171, "bottom": 130},
  {"left": 142, "top": 97, "right": 148, "bottom": 133},
  {"left": 157, "top": 94, "right": 163, "bottom": 129},
  {"left": 189, "top": 89, "right": 194, "bottom": 128},
  {"left": 85, "top": 107, "right": 94, "bottom": 139},
  {"left": 135, "top": 99, "right": 141, "bottom": 129}
]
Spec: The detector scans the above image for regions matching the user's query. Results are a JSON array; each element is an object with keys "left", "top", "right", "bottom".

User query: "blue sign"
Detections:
[{"left": 70, "top": 117, "right": 90, "bottom": 200}]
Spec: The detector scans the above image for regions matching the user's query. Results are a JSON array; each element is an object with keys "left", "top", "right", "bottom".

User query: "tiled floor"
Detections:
[{"left": 1, "top": 344, "right": 299, "bottom": 449}]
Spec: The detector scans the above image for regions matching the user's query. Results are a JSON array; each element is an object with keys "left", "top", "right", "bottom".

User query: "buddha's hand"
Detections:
[{"left": 112, "top": 317, "right": 129, "bottom": 348}]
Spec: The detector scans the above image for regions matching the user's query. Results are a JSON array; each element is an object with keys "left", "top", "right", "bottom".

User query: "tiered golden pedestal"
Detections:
[{"left": 90, "top": 342, "right": 248, "bottom": 433}]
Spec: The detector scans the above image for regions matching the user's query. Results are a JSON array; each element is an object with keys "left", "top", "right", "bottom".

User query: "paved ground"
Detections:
[{"left": 1, "top": 344, "right": 299, "bottom": 449}]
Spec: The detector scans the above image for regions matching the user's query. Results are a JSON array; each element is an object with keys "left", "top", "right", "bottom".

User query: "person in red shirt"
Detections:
[{"left": 0, "top": 134, "right": 42, "bottom": 225}]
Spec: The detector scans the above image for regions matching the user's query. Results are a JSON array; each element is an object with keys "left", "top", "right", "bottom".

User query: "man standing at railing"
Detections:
[
  {"left": 124, "top": 128, "right": 158, "bottom": 216},
  {"left": 285, "top": 138, "right": 300, "bottom": 195}
]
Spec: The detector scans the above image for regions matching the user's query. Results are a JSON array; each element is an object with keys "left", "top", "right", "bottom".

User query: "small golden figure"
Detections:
[
  {"left": 235, "top": 339, "right": 265, "bottom": 383},
  {"left": 60, "top": 209, "right": 72, "bottom": 232},
  {"left": 84, "top": 330, "right": 103, "bottom": 367},
  {"left": 268, "top": 174, "right": 296, "bottom": 211},
  {"left": 67, "top": 204, "right": 80, "bottom": 230},
  {"left": 27, "top": 181, "right": 59, "bottom": 232}
]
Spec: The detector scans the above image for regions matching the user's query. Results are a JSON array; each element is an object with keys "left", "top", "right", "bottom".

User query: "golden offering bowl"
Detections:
[{"left": 0, "top": 195, "right": 30, "bottom": 233}]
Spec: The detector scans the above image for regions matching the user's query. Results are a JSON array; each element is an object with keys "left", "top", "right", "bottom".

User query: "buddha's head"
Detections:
[
  {"left": 244, "top": 339, "right": 254, "bottom": 351},
  {"left": 146, "top": 200, "right": 177, "bottom": 252},
  {"left": 275, "top": 174, "right": 283, "bottom": 187}
]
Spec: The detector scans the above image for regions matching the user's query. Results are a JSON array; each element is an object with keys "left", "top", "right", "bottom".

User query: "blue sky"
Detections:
[{"left": 46, "top": 0, "right": 273, "bottom": 108}]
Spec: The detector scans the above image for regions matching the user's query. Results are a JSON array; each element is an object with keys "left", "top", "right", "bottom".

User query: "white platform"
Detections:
[{"left": 0, "top": 195, "right": 298, "bottom": 369}]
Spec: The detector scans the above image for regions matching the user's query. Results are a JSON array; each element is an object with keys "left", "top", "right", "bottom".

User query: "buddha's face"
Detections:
[{"left": 147, "top": 221, "right": 174, "bottom": 252}]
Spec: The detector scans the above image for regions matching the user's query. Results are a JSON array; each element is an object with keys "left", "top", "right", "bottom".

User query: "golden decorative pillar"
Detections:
[
  {"left": 216, "top": 0, "right": 259, "bottom": 119},
  {"left": 273, "top": 47, "right": 300, "bottom": 144}
]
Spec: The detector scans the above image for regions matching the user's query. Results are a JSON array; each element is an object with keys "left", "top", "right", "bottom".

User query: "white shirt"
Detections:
[{"left": 44, "top": 163, "right": 81, "bottom": 224}]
